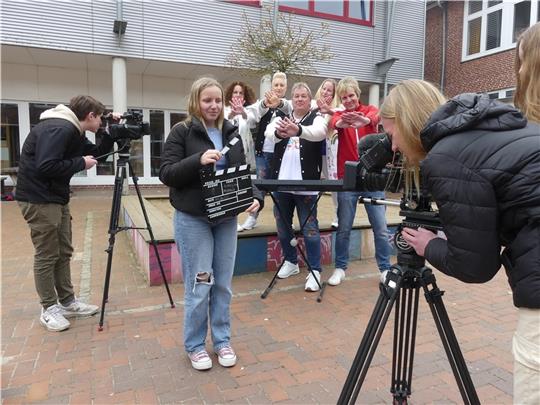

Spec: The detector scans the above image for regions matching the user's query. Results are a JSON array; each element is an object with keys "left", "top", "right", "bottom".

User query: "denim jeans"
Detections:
[
  {"left": 273, "top": 192, "right": 321, "bottom": 272},
  {"left": 174, "top": 210, "right": 237, "bottom": 354},
  {"left": 335, "top": 191, "right": 392, "bottom": 271},
  {"left": 255, "top": 152, "right": 273, "bottom": 179}
]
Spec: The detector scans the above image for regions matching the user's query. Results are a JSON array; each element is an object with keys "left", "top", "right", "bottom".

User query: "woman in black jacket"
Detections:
[
  {"left": 159, "top": 78, "right": 261, "bottom": 371},
  {"left": 379, "top": 78, "right": 540, "bottom": 404}
]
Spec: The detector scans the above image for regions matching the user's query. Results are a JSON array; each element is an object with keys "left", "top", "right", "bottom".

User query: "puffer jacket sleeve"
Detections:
[
  {"left": 159, "top": 124, "right": 203, "bottom": 189},
  {"left": 36, "top": 125, "right": 85, "bottom": 177},
  {"left": 422, "top": 153, "right": 501, "bottom": 283}
]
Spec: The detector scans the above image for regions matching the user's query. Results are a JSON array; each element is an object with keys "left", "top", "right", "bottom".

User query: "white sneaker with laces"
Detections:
[
  {"left": 305, "top": 271, "right": 322, "bottom": 292},
  {"left": 188, "top": 349, "right": 213, "bottom": 370},
  {"left": 216, "top": 345, "right": 237, "bottom": 367},
  {"left": 241, "top": 214, "right": 258, "bottom": 230},
  {"left": 277, "top": 260, "right": 300, "bottom": 279},
  {"left": 328, "top": 268, "right": 346, "bottom": 286},
  {"left": 40, "top": 304, "right": 70, "bottom": 332},
  {"left": 59, "top": 298, "right": 99, "bottom": 318}
]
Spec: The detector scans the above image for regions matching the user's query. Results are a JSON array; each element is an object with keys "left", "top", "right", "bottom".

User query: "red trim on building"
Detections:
[{"left": 279, "top": 0, "right": 373, "bottom": 27}]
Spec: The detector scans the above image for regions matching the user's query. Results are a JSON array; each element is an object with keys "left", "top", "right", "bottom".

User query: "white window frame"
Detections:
[
  {"left": 4, "top": 102, "right": 188, "bottom": 186},
  {"left": 486, "top": 86, "right": 516, "bottom": 103},
  {"left": 462, "top": 0, "right": 539, "bottom": 61}
]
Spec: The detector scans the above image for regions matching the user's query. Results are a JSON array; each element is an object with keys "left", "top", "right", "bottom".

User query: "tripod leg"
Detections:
[
  {"left": 128, "top": 162, "right": 175, "bottom": 308},
  {"left": 390, "top": 277, "right": 420, "bottom": 402},
  {"left": 420, "top": 268, "right": 480, "bottom": 405},
  {"left": 338, "top": 268, "right": 403, "bottom": 404},
  {"left": 98, "top": 165, "right": 126, "bottom": 330}
]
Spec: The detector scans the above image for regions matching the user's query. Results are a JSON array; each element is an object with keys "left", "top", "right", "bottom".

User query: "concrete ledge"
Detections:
[{"left": 122, "top": 195, "right": 400, "bottom": 286}]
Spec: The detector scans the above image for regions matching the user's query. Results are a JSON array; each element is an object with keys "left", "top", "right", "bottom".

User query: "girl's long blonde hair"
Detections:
[
  {"left": 185, "top": 77, "right": 225, "bottom": 130},
  {"left": 380, "top": 79, "right": 446, "bottom": 195},
  {"left": 514, "top": 22, "right": 540, "bottom": 124}
]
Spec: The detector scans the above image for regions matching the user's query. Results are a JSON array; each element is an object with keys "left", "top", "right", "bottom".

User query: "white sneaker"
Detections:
[
  {"left": 305, "top": 271, "right": 321, "bottom": 292},
  {"left": 331, "top": 219, "right": 339, "bottom": 229},
  {"left": 188, "top": 349, "right": 213, "bottom": 371},
  {"left": 277, "top": 260, "right": 300, "bottom": 279},
  {"left": 241, "top": 214, "right": 257, "bottom": 230},
  {"left": 40, "top": 305, "right": 70, "bottom": 332},
  {"left": 59, "top": 298, "right": 99, "bottom": 318},
  {"left": 328, "top": 268, "right": 346, "bottom": 286},
  {"left": 237, "top": 224, "right": 244, "bottom": 232},
  {"left": 216, "top": 345, "right": 237, "bottom": 367}
]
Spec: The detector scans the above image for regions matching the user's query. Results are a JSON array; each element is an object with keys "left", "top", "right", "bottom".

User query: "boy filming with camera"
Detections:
[{"left": 16, "top": 95, "right": 120, "bottom": 332}]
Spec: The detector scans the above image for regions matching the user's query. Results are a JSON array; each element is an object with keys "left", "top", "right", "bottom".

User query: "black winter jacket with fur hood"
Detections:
[{"left": 420, "top": 93, "right": 540, "bottom": 308}]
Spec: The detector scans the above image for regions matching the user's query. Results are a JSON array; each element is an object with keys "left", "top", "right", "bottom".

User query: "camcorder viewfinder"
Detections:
[{"left": 102, "top": 112, "right": 150, "bottom": 141}]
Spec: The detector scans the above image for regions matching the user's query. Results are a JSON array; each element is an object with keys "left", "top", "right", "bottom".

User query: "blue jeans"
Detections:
[
  {"left": 174, "top": 210, "right": 237, "bottom": 354},
  {"left": 273, "top": 192, "right": 321, "bottom": 272},
  {"left": 255, "top": 152, "right": 273, "bottom": 179},
  {"left": 335, "top": 191, "right": 392, "bottom": 271}
]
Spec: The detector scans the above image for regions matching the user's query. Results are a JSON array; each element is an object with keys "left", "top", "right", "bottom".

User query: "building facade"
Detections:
[
  {"left": 425, "top": 0, "right": 539, "bottom": 99},
  {"left": 1, "top": 0, "right": 426, "bottom": 186}
]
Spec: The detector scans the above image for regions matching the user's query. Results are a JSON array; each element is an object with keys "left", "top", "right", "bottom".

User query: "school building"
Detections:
[{"left": 1, "top": 0, "right": 426, "bottom": 186}]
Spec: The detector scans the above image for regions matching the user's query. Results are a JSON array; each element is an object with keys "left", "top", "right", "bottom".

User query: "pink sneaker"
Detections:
[
  {"left": 188, "top": 349, "right": 212, "bottom": 370},
  {"left": 216, "top": 345, "right": 237, "bottom": 367}
]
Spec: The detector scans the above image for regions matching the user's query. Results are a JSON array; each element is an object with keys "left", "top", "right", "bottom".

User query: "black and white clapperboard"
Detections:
[{"left": 200, "top": 136, "right": 253, "bottom": 220}]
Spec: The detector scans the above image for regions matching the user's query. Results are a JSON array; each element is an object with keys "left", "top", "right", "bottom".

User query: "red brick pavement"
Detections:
[{"left": 1, "top": 191, "right": 516, "bottom": 404}]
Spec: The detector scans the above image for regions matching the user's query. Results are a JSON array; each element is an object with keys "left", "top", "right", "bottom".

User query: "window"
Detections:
[
  {"left": 279, "top": 0, "right": 372, "bottom": 26},
  {"left": 487, "top": 87, "right": 516, "bottom": 102},
  {"left": 150, "top": 110, "right": 164, "bottom": 177},
  {"left": 128, "top": 108, "right": 144, "bottom": 178},
  {"left": 463, "top": 0, "right": 540, "bottom": 60},
  {"left": 513, "top": 1, "right": 531, "bottom": 41},
  {"left": 1, "top": 103, "right": 20, "bottom": 169}
]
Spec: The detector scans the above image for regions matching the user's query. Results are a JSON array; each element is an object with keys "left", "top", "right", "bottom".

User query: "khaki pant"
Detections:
[
  {"left": 18, "top": 202, "right": 74, "bottom": 309},
  {"left": 513, "top": 308, "right": 540, "bottom": 405}
]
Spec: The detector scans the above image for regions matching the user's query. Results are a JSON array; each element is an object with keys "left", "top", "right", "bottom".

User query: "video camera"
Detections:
[
  {"left": 102, "top": 112, "right": 150, "bottom": 141},
  {"left": 342, "top": 133, "right": 442, "bottom": 258}
]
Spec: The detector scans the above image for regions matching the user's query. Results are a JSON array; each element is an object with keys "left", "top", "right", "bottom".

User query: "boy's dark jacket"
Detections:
[
  {"left": 159, "top": 116, "right": 263, "bottom": 217},
  {"left": 16, "top": 105, "right": 113, "bottom": 205},
  {"left": 420, "top": 93, "right": 540, "bottom": 308}
]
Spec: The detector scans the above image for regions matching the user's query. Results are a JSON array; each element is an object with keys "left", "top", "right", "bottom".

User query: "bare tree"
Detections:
[{"left": 227, "top": 7, "right": 334, "bottom": 76}]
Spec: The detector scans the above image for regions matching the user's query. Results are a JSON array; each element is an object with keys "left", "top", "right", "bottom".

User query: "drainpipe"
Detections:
[
  {"left": 436, "top": 0, "right": 447, "bottom": 92},
  {"left": 383, "top": 0, "right": 396, "bottom": 97}
]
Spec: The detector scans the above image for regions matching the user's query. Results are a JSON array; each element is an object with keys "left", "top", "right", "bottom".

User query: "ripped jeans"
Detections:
[{"left": 174, "top": 210, "right": 237, "bottom": 354}]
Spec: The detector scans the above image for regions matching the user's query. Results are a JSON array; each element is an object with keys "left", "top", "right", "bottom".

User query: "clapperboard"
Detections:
[{"left": 200, "top": 136, "right": 253, "bottom": 220}]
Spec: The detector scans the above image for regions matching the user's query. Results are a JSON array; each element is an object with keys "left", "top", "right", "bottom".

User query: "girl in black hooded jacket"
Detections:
[{"left": 379, "top": 77, "right": 540, "bottom": 404}]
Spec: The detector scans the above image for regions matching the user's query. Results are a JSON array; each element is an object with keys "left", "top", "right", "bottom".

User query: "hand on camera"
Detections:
[
  {"left": 200, "top": 149, "right": 222, "bottom": 165},
  {"left": 83, "top": 155, "right": 97, "bottom": 170},
  {"left": 401, "top": 227, "right": 438, "bottom": 257}
]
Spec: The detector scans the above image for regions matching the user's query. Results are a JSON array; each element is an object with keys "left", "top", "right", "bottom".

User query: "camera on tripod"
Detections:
[
  {"left": 102, "top": 112, "right": 150, "bottom": 141},
  {"left": 342, "top": 132, "right": 442, "bottom": 257}
]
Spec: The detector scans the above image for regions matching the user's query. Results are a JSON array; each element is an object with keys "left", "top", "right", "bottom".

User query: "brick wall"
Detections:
[
  {"left": 424, "top": 5, "right": 444, "bottom": 89},
  {"left": 424, "top": 1, "right": 517, "bottom": 97}
]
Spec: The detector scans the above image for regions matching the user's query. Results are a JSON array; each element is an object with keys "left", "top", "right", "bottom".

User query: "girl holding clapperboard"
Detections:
[{"left": 159, "top": 77, "right": 263, "bottom": 371}]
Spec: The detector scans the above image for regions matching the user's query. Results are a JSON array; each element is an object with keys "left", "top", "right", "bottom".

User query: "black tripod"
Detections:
[
  {"left": 338, "top": 248, "right": 480, "bottom": 404},
  {"left": 98, "top": 141, "right": 174, "bottom": 331},
  {"left": 261, "top": 191, "right": 327, "bottom": 302}
]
